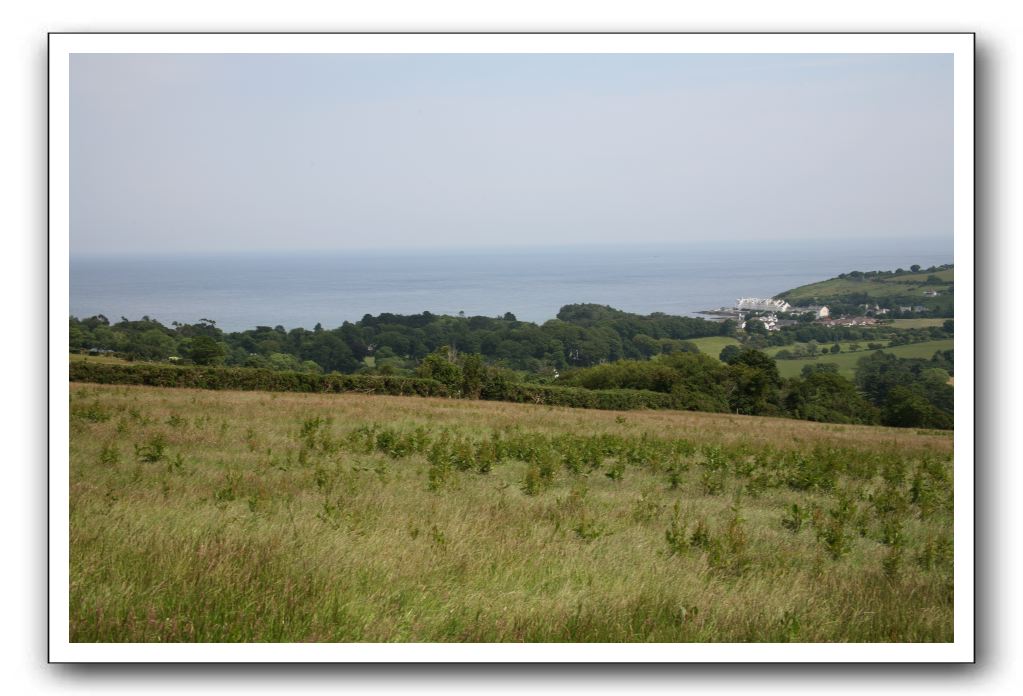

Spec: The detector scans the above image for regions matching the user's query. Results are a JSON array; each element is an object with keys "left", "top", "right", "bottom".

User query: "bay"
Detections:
[{"left": 70, "top": 240, "right": 953, "bottom": 332}]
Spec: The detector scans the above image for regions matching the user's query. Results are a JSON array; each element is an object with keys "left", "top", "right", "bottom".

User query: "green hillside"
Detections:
[{"left": 776, "top": 266, "right": 953, "bottom": 315}]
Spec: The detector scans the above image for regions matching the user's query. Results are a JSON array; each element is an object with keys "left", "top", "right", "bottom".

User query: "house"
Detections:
[
  {"left": 736, "top": 297, "right": 792, "bottom": 312},
  {"left": 795, "top": 304, "right": 829, "bottom": 319}
]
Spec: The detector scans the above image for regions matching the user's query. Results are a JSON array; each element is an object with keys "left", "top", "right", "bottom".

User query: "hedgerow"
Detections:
[{"left": 69, "top": 362, "right": 695, "bottom": 413}]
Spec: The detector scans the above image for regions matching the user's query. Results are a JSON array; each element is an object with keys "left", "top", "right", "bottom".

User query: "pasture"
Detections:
[{"left": 69, "top": 383, "right": 954, "bottom": 642}]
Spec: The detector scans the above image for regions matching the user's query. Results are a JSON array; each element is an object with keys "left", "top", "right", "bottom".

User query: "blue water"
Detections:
[{"left": 70, "top": 240, "right": 953, "bottom": 332}]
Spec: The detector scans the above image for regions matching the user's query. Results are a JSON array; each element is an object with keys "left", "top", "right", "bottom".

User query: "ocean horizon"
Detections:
[{"left": 70, "top": 239, "right": 953, "bottom": 333}]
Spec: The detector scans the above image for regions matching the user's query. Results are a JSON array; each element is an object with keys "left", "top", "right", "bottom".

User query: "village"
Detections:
[{"left": 700, "top": 297, "right": 903, "bottom": 331}]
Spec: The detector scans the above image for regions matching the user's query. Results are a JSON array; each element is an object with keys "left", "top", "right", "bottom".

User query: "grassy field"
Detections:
[
  {"left": 70, "top": 353, "right": 136, "bottom": 366},
  {"left": 888, "top": 318, "right": 949, "bottom": 329},
  {"left": 69, "top": 383, "right": 953, "bottom": 642},
  {"left": 763, "top": 341, "right": 891, "bottom": 359},
  {"left": 774, "top": 340, "right": 954, "bottom": 379},
  {"left": 686, "top": 336, "right": 741, "bottom": 358}
]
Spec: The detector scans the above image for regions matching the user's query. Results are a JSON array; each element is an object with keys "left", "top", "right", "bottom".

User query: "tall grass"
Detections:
[{"left": 69, "top": 384, "right": 954, "bottom": 642}]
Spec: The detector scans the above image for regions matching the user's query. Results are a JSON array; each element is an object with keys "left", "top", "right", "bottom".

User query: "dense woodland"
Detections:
[{"left": 69, "top": 304, "right": 731, "bottom": 375}]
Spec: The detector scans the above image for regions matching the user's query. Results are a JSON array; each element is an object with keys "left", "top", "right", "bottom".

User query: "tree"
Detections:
[
  {"left": 830, "top": 343, "right": 841, "bottom": 354},
  {"left": 416, "top": 349, "right": 463, "bottom": 390},
  {"left": 882, "top": 386, "right": 952, "bottom": 429},
  {"left": 189, "top": 335, "right": 225, "bottom": 365},
  {"left": 910, "top": 264, "right": 921, "bottom": 273},
  {"left": 726, "top": 349, "right": 782, "bottom": 415},
  {"left": 460, "top": 353, "right": 486, "bottom": 399},
  {"left": 633, "top": 334, "right": 660, "bottom": 358},
  {"left": 719, "top": 345, "right": 742, "bottom": 364},
  {"left": 786, "top": 370, "right": 880, "bottom": 425}
]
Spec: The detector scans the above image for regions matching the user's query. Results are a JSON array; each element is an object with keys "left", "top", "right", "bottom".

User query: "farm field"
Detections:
[
  {"left": 69, "top": 383, "right": 953, "bottom": 642},
  {"left": 888, "top": 318, "right": 949, "bottom": 329},
  {"left": 774, "top": 339, "right": 954, "bottom": 379},
  {"left": 763, "top": 341, "right": 891, "bottom": 359}
]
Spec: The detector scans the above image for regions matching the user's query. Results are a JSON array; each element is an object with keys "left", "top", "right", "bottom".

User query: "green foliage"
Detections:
[
  {"left": 70, "top": 361, "right": 451, "bottom": 398},
  {"left": 781, "top": 503, "right": 807, "bottom": 533},
  {"left": 134, "top": 434, "right": 167, "bottom": 463},
  {"left": 188, "top": 336, "right": 225, "bottom": 366},
  {"left": 719, "top": 344, "right": 742, "bottom": 364},
  {"left": 664, "top": 502, "right": 690, "bottom": 556}
]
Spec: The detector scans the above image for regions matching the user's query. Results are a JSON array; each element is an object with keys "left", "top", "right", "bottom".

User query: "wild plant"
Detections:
[
  {"left": 427, "top": 432, "right": 452, "bottom": 468},
  {"left": 664, "top": 501, "right": 690, "bottom": 556},
  {"left": 450, "top": 438, "right": 475, "bottom": 471},
  {"left": 700, "top": 468, "right": 727, "bottom": 495},
  {"left": 99, "top": 442, "right": 120, "bottom": 466},
  {"left": 166, "top": 414, "right": 187, "bottom": 429},
  {"left": 880, "top": 518, "right": 904, "bottom": 547},
  {"left": 815, "top": 517, "right": 851, "bottom": 560},
  {"left": 313, "top": 464, "right": 333, "bottom": 494},
  {"left": 604, "top": 460, "right": 625, "bottom": 482},
  {"left": 882, "top": 457, "right": 907, "bottom": 487},
  {"left": 167, "top": 452, "right": 184, "bottom": 473},
  {"left": 631, "top": 487, "right": 664, "bottom": 524},
  {"left": 702, "top": 445, "right": 727, "bottom": 472},
  {"left": 561, "top": 446, "right": 583, "bottom": 475},
  {"left": 427, "top": 458, "right": 452, "bottom": 492},
  {"left": 214, "top": 470, "right": 241, "bottom": 504},
  {"left": 521, "top": 464, "right": 543, "bottom": 496},
  {"left": 733, "top": 456, "right": 755, "bottom": 479},
  {"left": 882, "top": 541, "right": 905, "bottom": 580},
  {"left": 300, "top": 415, "right": 328, "bottom": 442},
  {"left": 689, "top": 518, "right": 711, "bottom": 549},
  {"left": 666, "top": 466, "right": 683, "bottom": 490},
  {"left": 475, "top": 440, "right": 497, "bottom": 474},
  {"left": 777, "top": 610, "right": 801, "bottom": 642},
  {"left": 708, "top": 502, "right": 750, "bottom": 576},
  {"left": 134, "top": 434, "right": 167, "bottom": 463},
  {"left": 72, "top": 402, "right": 111, "bottom": 423},
  {"left": 781, "top": 503, "right": 807, "bottom": 533},
  {"left": 573, "top": 512, "right": 610, "bottom": 542},
  {"left": 246, "top": 492, "right": 263, "bottom": 514},
  {"left": 785, "top": 452, "right": 835, "bottom": 492},
  {"left": 127, "top": 407, "right": 152, "bottom": 426},
  {"left": 870, "top": 484, "right": 908, "bottom": 518},
  {"left": 316, "top": 495, "right": 343, "bottom": 530},
  {"left": 916, "top": 533, "right": 953, "bottom": 571}
]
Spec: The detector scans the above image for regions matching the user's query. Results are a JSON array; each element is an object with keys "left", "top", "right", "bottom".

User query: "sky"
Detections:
[{"left": 70, "top": 53, "right": 954, "bottom": 255}]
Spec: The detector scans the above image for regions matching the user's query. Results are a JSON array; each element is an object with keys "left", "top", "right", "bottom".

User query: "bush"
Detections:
[{"left": 69, "top": 362, "right": 451, "bottom": 398}]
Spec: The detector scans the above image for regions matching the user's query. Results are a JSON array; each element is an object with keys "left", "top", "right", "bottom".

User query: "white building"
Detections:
[{"left": 736, "top": 297, "right": 791, "bottom": 312}]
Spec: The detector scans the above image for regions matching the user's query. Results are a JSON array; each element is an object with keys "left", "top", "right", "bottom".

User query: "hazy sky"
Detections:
[{"left": 70, "top": 53, "right": 953, "bottom": 255}]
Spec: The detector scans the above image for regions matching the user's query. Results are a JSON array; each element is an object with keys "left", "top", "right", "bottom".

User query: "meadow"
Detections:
[
  {"left": 772, "top": 339, "right": 954, "bottom": 379},
  {"left": 69, "top": 383, "right": 954, "bottom": 642}
]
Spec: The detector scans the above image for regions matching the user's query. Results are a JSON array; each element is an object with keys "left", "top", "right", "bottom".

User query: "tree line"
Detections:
[{"left": 69, "top": 304, "right": 730, "bottom": 374}]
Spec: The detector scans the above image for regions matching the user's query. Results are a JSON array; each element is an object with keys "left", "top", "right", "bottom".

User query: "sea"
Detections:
[{"left": 70, "top": 240, "right": 953, "bottom": 333}]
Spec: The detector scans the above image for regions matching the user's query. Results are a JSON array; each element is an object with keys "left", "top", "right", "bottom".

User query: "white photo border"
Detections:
[{"left": 49, "top": 31, "right": 975, "bottom": 663}]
